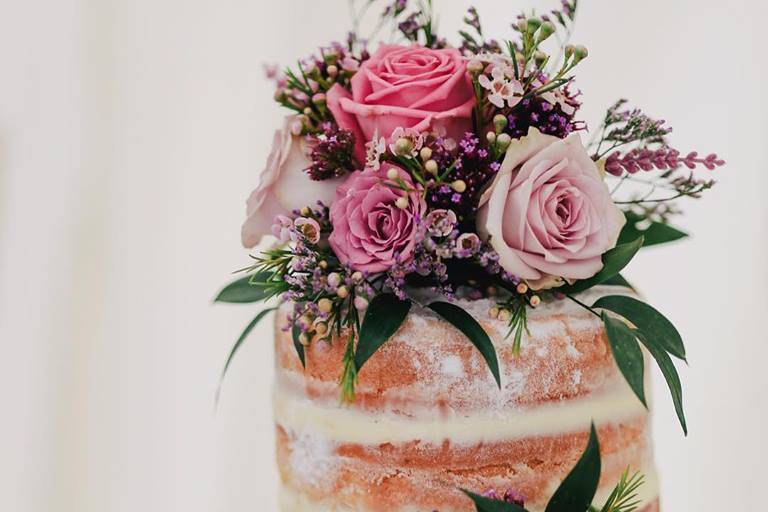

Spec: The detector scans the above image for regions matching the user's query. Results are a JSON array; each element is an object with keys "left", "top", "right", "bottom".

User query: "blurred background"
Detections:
[{"left": 0, "top": 0, "right": 766, "bottom": 510}]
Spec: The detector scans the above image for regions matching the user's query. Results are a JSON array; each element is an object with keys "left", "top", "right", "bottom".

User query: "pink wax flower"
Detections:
[
  {"left": 327, "top": 43, "right": 476, "bottom": 162},
  {"left": 476, "top": 128, "right": 625, "bottom": 283},
  {"left": 329, "top": 164, "right": 426, "bottom": 273},
  {"left": 240, "top": 116, "right": 343, "bottom": 248}
]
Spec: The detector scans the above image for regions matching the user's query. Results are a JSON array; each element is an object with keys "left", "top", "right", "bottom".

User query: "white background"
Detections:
[{"left": 1, "top": 0, "right": 766, "bottom": 511}]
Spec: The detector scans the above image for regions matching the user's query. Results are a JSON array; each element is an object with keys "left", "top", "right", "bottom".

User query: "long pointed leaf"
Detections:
[
  {"left": 602, "top": 313, "right": 647, "bottom": 408},
  {"left": 593, "top": 295, "right": 685, "bottom": 361},
  {"left": 637, "top": 333, "right": 688, "bottom": 435},
  {"left": 545, "top": 423, "right": 602, "bottom": 512},
  {"left": 428, "top": 301, "right": 501, "bottom": 388},
  {"left": 291, "top": 321, "right": 306, "bottom": 368},
  {"left": 560, "top": 238, "right": 644, "bottom": 295},
  {"left": 354, "top": 294, "right": 411, "bottom": 372},
  {"left": 619, "top": 211, "right": 688, "bottom": 247},
  {"left": 215, "top": 272, "right": 276, "bottom": 303},
  {"left": 463, "top": 490, "right": 529, "bottom": 512},
  {"left": 215, "top": 308, "right": 276, "bottom": 403}
]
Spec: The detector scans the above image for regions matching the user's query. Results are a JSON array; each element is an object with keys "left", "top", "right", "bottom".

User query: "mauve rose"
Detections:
[
  {"left": 241, "top": 116, "right": 343, "bottom": 248},
  {"left": 476, "top": 128, "right": 625, "bottom": 283},
  {"left": 327, "top": 44, "right": 475, "bottom": 162},
  {"left": 329, "top": 164, "right": 426, "bottom": 273}
]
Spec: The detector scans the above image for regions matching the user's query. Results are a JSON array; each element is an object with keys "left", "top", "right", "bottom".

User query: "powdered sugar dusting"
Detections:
[
  {"left": 287, "top": 429, "right": 338, "bottom": 487},
  {"left": 440, "top": 355, "right": 465, "bottom": 379}
]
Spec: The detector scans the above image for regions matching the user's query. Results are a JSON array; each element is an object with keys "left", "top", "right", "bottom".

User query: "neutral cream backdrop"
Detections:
[{"left": 1, "top": 1, "right": 766, "bottom": 511}]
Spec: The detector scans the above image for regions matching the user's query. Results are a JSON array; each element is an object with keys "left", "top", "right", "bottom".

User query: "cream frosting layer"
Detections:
[
  {"left": 277, "top": 466, "right": 660, "bottom": 512},
  {"left": 274, "top": 375, "right": 647, "bottom": 444}
]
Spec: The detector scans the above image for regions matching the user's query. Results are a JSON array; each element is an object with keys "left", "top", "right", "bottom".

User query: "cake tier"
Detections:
[{"left": 273, "top": 286, "right": 659, "bottom": 511}]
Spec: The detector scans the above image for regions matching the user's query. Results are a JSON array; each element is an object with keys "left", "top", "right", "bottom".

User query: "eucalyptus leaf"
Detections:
[
  {"left": 354, "top": 294, "right": 411, "bottom": 372},
  {"left": 463, "top": 490, "right": 529, "bottom": 512},
  {"left": 545, "top": 423, "right": 602, "bottom": 512},
  {"left": 428, "top": 301, "right": 501, "bottom": 388},
  {"left": 619, "top": 211, "right": 688, "bottom": 247},
  {"left": 291, "top": 321, "right": 306, "bottom": 368},
  {"left": 602, "top": 313, "right": 647, "bottom": 408},
  {"left": 602, "top": 273, "right": 634, "bottom": 290},
  {"left": 637, "top": 332, "right": 688, "bottom": 435},
  {"left": 215, "top": 307, "right": 276, "bottom": 403},
  {"left": 593, "top": 295, "right": 685, "bottom": 361},
  {"left": 560, "top": 237, "right": 644, "bottom": 295},
  {"left": 214, "top": 272, "right": 276, "bottom": 303}
]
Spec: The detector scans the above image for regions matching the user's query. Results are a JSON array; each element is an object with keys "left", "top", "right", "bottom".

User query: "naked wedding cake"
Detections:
[{"left": 215, "top": 2, "right": 724, "bottom": 511}]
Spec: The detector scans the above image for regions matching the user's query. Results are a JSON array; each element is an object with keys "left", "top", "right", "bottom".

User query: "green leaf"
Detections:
[
  {"left": 428, "top": 301, "right": 501, "bottom": 388},
  {"left": 215, "top": 308, "right": 276, "bottom": 403},
  {"left": 637, "top": 333, "right": 688, "bottom": 435},
  {"left": 214, "top": 272, "right": 275, "bottom": 303},
  {"left": 602, "top": 273, "right": 634, "bottom": 290},
  {"left": 545, "top": 423, "right": 602, "bottom": 512},
  {"left": 463, "top": 490, "right": 529, "bottom": 512},
  {"left": 560, "top": 238, "right": 644, "bottom": 295},
  {"left": 291, "top": 321, "right": 306, "bottom": 368},
  {"left": 593, "top": 295, "right": 685, "bottom": 361},
  {"left": 354, "top": 294, "right": 411, "bottom": 372},
  {"left": 602, "top": 313, "right": 647, "bottom": 408},
  {"left": 619, "top": 211, "right": 688, "bottom": 247}
]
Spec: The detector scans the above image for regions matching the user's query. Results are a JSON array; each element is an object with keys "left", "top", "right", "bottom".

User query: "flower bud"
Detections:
[
  {"left": 312, "top": 93, "right": 326, "bottom": 105},
  {"left": 354, "top": 296, "right": 369, "bottom": 310},
  {"left": 486, "top": 131, "right": 497, "bottom": 143},
  {"left": 498, "top": 308, "right": 512, "bottom": 321},
  {"left": 467, "top": 59, "right": 484, "bottom": 74},
  {"left": 336, "top": 285, "right": 349, "bottom": 299},
  {"left": 318, "top": 260, "right": 328, "bottom": 269},
  {"left": 534, "top": 50, "right": 548, "bottom": 67},
  {"left": 298, "top": 332, "right": 310, "bottom": 346},
  {"left": 489, "top": 306, "right": 500, "bottom": 319},
  {"left": 299, "top": 206, "right": 311, "bottom": 216},
  {"left": 564, "top": 44, "right": 575, "bottom": 58},
  {"left": 526, "top": 17, "right": 541, "bottom": 31},
  {"left": 493, "top": 114, "right": 508, "bottom": 133},
  {"left": 326, "top": 64, "right": 338, "bottom": 77},
  {"left": 303, "top": 107, "right": 312, "bottom": 116},
  {"left": 517, "top": 19, "right": 529, "bottom": 32},
  {"left": 424, "top": 159, "right": 438, "bottom": 175},
  {"left": 496, "top": 132, "right": 512, "bottom": 150},
  {"left": 537, "top": 21, "right": 555, "bottom": 42},
  {"left": 317, "top": 298, "right": 333, "bottom": 314},
  {"left": 395, "top": 196, "right": 409, "bottom": 209},
  {"left": 451, "top": 180, "right": 467, "bottom": 193},
  {"left": 314, "top": 321, "right": 328, "bottom": 336},
  {"left": 386, "top": 167, "right": 400, "bottom": 180},
  {"left": 394, "top": 137, "right": 414, "bottom": 156},
  {"left": 573, "top": 45, "right": 589, "bottom": 63},
  {"left": 351, "top": 271, "right": 364, "bottom": 283},
  {"left": 530, "top": 295, "right": 541, "bottom": 307},
  {"left": 419, "top": 147, "right": 433, "bottom": 161},
  {"left": 327, "top": 272, "right": 341, "bottom": 288},
  {"left": 517, "top": 283, "right": 529, "bottom": 294}
]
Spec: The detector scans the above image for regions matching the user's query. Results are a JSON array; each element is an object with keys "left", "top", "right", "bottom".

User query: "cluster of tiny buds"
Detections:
[{"left": 487, "top": 282, "right": 541, "bottom": 320}]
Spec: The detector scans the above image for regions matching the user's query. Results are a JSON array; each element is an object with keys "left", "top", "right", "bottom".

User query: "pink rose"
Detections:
[
  {"left": 241, "top": 116, "right": 343, "bottom": 248},
  {"left": 327, "top": 44, "right": 475, "bottom": 162},
  {"left": 329, "top": 164, "right": 426, "bottom": 273},
  {"left": 476, "top": 128, "right": 626, "bottom": 283}
]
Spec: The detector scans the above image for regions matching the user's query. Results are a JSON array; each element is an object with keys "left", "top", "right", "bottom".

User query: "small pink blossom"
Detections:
[
  {"left": 365, "top": 135, "right": 386, "bottom": 170},
  {"left": 294, "top": 217, "right": 321, "bottom": 244},
  {"left": 478, "top": 66, "right": 523, "bottom": 109},
  {"left": 425, "top": 209, "right": 457, "bottom": 237},
  {"left": 271, "top": 215, "right": 293, "bottom": 244},
  {"left": 388, "top": 127, "right": 424, "bottom": 158}
]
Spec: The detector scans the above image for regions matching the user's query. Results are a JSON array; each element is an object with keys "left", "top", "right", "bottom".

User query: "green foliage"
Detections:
[
  {"left": 463, "top": 491, "right": 528, "bottom": 512},
  {"left": 618, "top": 211, "right": 688, "bottom": 247},
  {"left": 545, "top": 423, "right": 602, "bottom": 512},
  {"left": 354, "top": 294, "right": 412, "bottom": 372},
  {"left": 428, "top": 301, "right": 501, "bottom": 388},
  {"left": 560, "top": 237, "right": 643, "bottom": 294},
  {"left": 598, "top": 469, "right": 645, "bottom": 512},
  {"left": 291, "top": 321, "right": 306, "bottom": 368},
  {"left": 215, "top": 308, "right": 276, "bottom": 404},
  {"left": 601, "top": 313, "right": 647, "bottom": 408},
  {"left": 214, "top": 271, "right": 283, "bottom": 303}
]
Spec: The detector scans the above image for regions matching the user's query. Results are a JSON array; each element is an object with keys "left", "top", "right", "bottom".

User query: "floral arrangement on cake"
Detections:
[{"left": 215, "top": 1, "right": 724, "bottom": 509}]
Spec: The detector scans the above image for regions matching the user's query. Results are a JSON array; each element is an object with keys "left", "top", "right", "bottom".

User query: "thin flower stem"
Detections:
[{"left": 566, "top": 294, "right": 601, "bottom": 318}]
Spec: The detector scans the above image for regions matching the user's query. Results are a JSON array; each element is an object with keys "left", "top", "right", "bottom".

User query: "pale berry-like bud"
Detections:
[
  {"left": 517, "top": 283, "right": 528, "bottom": 294},
  {"left": 386, "top": 167, "right": 400, "bottom": 180},
  {"left": 424, "top": 159, "right": 438, "bottom": 175},
  {"left": 526, "top": 17, "right": 541, "bottom": 31},
  {"left": 317, "top": 298, "right": 333, "bottom": 314},
  {"left": 530, "top": 295, "right": 541, "bottom": 307},
  {"left": 327, "top": 272, "right": 341, "bottom": 288},
  {"left": 489, "top": 306, "right": 500, "bottom": 319},
  {"left": 394, "top": 137, "right": 414, "bottom": 156},
  {"left": 298, "top": 332, "right": 310, "bottom": 346},
  {"left": 318, "top": 260, "right": 328, "bottom": 269},
  {"left": 420, "top": 146, "right": 433, "bottom": 161},
  {"left": 312, "top": 93, "right": 326, "bottom": 105},
  {"left": 451, "top": 180, "right": 467, "bottom": 193},
  {"left": 537, "top": 21, "right": 555, "bottom": 42},
  {"left": 299, "top": 206, "right": 311, "bottom": 216},
  {"left": 493, "top": 114, "right": 508, "bottom": 133},
  {"left": 354, "top": 296, "right": 369, "bottom": 310},
  {"left": 517, "top": 19, "right": 529, "bottom": 32},
  {"left": 534, "top": 50, "right": 548, "bottom": 67},
  {"left": 498, "top": 308, "right": 512, "bottom": 321},
  {"left": 326, "top": 64, "right": 338, "bottom": 77},
  {"left": 314, "top": 321, "right": 328, "bottom": 336},
  {"left": 573, "top": 45, "right": 589, "bottom": 62},
  {"left": 351, "top": 271, "right": 364, "bottom": 283},
  {"left": 467, "top": 59, "right": 484, "bottom": 74},
  {"left": 497, "top": 133, "right": 512, "bottom": 149},
  {"left": 564, "top": 44, "right": 576, "bottom": 58},
  {"left": 303, "top": 107, "right": 312, "bottom": 115},
  {"left": 486, "top": 131, "right": 497, "bottom": 143},
  {"left": 336, "top": 285, "right": 349, "bottom": 299},
  {"left": 395, "top": 196, "right": 409, "bottom": 209},
  {"left": 299, "top": 314, "right": 313, "bottom": 329}
]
